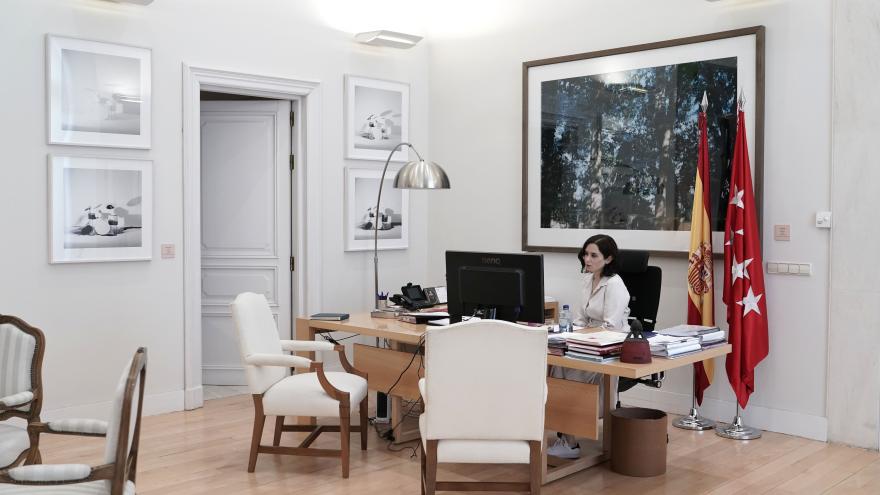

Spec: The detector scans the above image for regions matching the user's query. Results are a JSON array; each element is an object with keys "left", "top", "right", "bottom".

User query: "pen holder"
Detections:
[{"left": 377, "top": 298, "right": 388, "bottom": 309}]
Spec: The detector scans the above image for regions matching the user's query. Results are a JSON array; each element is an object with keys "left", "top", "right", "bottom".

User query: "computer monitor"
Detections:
[{"left": 445, "top": 251, "right": 545, "bottom": 324}]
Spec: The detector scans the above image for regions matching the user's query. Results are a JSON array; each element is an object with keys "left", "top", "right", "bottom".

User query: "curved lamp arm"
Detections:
[{"left": 374, "top": 142, "right": 421, "bottom": 309}]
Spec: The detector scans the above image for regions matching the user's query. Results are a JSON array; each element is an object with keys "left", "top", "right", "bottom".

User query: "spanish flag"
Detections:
[{"left": 687, "top": 93, "right": 715, "bottom": 405}]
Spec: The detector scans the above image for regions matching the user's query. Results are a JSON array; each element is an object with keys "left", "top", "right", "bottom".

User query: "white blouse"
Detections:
[{"left": 573, "top": 273, "right": 631, "bottom": 332}]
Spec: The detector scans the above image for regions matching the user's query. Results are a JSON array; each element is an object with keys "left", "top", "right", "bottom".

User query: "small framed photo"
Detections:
[
  {"left": 47, "top": 35, "right": 152, "bottom": 148},
  {"left": 345, "top": 75, "right": 409, "bottom": 162},
  {"left": 344, "top": 167, "right": 409, "bottom": 251},
  {"left": 49, "top": 155, "right": 152, "bottom": 263}
]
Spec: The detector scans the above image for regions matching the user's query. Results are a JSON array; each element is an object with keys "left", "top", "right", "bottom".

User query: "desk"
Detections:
[{"left": 295, "top": 315, "right": 730, "bottom": 484}]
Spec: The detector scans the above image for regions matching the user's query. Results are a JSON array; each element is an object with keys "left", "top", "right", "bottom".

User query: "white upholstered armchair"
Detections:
[
  {"left": 230, "top": 292, "right": 369, "bottom": 478},
  {"left": 0, "top": 315, "right": 45, "bottom": 470},
  {"left": 0, "top": 347, "right": 147, "bottom": 495},
  {"left": 419, "top": 320, "right": 548, "bottom": 495}
]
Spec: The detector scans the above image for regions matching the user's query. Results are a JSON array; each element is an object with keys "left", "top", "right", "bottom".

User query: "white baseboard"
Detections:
[
  {"left": 202, "top": 365, "right": 246, "bottom": 386},
  {"left": 185, "top": 385, "right": 203, "bottom": 410},
  {"left": 621, "top": 388, "right": 828, "bottom": 442},
  {"left": 41, "top": 389, "right": 185, "bottom": 422}
]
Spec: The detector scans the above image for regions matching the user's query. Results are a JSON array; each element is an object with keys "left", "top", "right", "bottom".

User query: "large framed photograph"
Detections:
[
  {"left": 49, "top": 155, "right": 152, "bottom": 263},
  {"left": 47, "top": 35, "right": 152, "bottom": 148},
  {"left": 523, "top": 27, "right": 764, "bottom": 253},
  {"left": 345, "top": 75, "right": 409, "bottom": 162},
  {"left": 344, "top": 167, "right": 409, "bottom": 251}
]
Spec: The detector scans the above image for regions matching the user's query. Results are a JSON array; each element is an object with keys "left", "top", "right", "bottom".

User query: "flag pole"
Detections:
[
  {"left": 675, "top": 91, "right": 716, "bottom": 431},
  {"left": 716, "top": 403, "right": 762, "bottom": 440}
]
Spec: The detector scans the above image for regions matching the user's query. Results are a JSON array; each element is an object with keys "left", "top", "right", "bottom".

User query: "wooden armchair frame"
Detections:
[
  {"left": 249, "top": 345, "right": 368, "bottom": 479},
  {"left": 0, "top": 314, "right": 46, "bottom": 469},
  {"left": 0, "top": 348, "right": 146, "bottom": 495}
]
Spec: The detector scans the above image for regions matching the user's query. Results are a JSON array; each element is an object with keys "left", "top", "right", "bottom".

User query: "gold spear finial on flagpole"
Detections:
[
  {"left": 701, "top": 91, "right": 708, "bottom": 113},
  {"left": 738, "top": 89, "right": 746, "bottom": 111}
]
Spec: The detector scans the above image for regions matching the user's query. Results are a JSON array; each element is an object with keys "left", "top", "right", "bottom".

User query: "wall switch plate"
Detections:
[
  {"left": 161, "top": 244, "right": 175, "bottom": 259},
  {"left": 766, "top": 261, "right": 811, "bottom": 276},
  {"left": 816, "top": 211, "right": 832, "bottom": 228},
  {"left": 774, "top": 224, "right": 791, "bottom": 241}
]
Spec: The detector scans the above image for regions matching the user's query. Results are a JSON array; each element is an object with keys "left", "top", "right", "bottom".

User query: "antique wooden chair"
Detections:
[
  {"left": 0, "top": 347, "right": 146, "bottom": 495},
  {"left": 0, "top": 314, "right": 45, "bottom": 470},
  {"left": 419, "top": 320, "right": 547, "bottom": 494},
  {"left": 230, "top": 292, "right": 368, "bottom": 478}
]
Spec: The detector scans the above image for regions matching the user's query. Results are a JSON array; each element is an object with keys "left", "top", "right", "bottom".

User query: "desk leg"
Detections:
[
  {"left": 603, "top": 374, "right": 613, "bottom": 456},
  {"left": 294, "top": 320, "right": 317, "bottom": 427}
]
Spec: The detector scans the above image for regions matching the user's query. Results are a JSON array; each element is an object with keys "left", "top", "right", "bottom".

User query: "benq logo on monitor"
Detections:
[{"left": 481, "top": 256, "right": 502, "bottom": 265}]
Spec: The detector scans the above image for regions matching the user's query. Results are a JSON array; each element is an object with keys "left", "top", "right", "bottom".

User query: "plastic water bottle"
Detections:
[{"left": 558, "top": 304, "right": 572, "bottom": 333}]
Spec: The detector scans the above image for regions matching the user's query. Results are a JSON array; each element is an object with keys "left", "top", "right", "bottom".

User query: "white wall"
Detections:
[
  {"left": 0, "top": 0, "right": 431, "bottom": 419},
  {"left": 426, "top": 0, "right": 834, "bottom": 440},
  {"left": 827, "top": 0, "right": 880, "bottom": 449}
]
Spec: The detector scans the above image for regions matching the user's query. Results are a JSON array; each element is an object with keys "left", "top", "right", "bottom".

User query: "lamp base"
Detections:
[{"left": 371, "top": 309, "right": 400, "bottom": 319}]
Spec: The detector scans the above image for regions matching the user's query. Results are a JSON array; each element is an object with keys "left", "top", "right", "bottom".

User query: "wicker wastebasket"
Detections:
[{"left": 610, "top": 407, "right": 668, "bottom": 477}]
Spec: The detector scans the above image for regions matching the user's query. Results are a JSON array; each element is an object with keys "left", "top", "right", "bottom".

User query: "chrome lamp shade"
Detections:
[{"left": 394, "top": 159, "right": 450, "bottom": 189}]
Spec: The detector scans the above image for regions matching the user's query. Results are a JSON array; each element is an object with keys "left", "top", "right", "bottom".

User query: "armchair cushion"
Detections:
[
  {"left": 0, "top": 480, "right": 136, "bottom": 494},
  {"left": 47, "top": 419, "right": 108, "bottom": 436},
  {"left": 418, "top": 378, "right": 426, "bottom": 405},
  {"left": 262, "top": 372, "right": 368, "bottom": 417},
  {"left": 280, "top": 340, "right": 334, "bottom": 352},
  {"left": 7, "top": 464, "right": 91, "bottom": 482},
  {"left": 418, "top": 415, "right": 531, "bottom": 464},
  {"left": 0, "top": 424, "right": 29, "bottom": 468},
  {"left": 0, "top": 391, "right": 33, "bottom": 408},
  {"left": 244, "top": 353, "right": 312, "bottom": 369},
  {"left": 0, "top": 323, "right": 36, "bottom": 405}
]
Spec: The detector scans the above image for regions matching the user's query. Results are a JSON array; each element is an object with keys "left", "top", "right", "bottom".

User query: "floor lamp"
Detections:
[{"left": 372, "top": 142, "right": 450, "bottom": 311}]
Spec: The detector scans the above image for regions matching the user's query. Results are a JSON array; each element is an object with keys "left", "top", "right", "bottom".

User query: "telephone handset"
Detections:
[{"left": 391, "top": 283, "right": 434, "bottom": 310}]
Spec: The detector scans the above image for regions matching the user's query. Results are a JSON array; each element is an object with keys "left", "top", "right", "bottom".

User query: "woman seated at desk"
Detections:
[{"left": 547, "top": 233, "right": 631, "bottom": 459}]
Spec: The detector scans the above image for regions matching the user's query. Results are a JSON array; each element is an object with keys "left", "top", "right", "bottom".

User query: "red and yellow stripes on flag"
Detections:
[{"left": 687, "top": 103, "right": 715, "bottom": 405}]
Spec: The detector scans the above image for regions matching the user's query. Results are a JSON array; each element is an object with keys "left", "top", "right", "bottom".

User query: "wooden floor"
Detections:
[{"left": 30, "top": 394, "right": 880, "bottom": 494}]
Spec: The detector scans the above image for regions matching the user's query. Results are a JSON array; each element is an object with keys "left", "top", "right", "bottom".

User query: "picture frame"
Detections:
[
  {"left": 523, "top": 27, "right": 764, "bottom": 253},
  {"left": 49, "top": 155, "right": 153, "bottom": 263},
  {"left": 344, "top": 166, "right": 409, "bottom": 251},
  {"left": 345, "top": 75, "right": 409, "bottom": 162},
  {"left": 47, "top": 35, "right": 152, "bottom": 149}
]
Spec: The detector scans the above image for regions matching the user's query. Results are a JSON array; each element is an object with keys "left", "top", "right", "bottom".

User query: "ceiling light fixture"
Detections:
[{"left": 354, "top": 30, "right": 423, "bottom": 49}]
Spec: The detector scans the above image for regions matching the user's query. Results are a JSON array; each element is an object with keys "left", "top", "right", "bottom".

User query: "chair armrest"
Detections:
[
  {"left": 0, "top": 391, "right": 34, "bottom": 409},
  {"left": 333, "top": 344, "right": 368, "bottom": 379},
  {"left": 245, "top": 353, "right": 312, "bottom": 369},
  {"left": 5, "top": 464, "right": 92, "bottom": 483},
  {"left": 280, "top": 339, "right": 335, "bottom": 352},
  {"left": 44, "top": 418, "right": 108, "bottom": 437}
]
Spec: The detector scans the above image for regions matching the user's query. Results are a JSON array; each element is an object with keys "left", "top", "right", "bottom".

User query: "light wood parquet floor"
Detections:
[{"left": 30, "top": 394, "right": 880, "bottom": 494}]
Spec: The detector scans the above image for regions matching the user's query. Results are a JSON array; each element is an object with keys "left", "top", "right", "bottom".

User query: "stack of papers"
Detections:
[
  {"left": 563, "top": 331, "right": 627, "bottom": 363},
  {"left": 656, "top": 324, "right": 726, "bottom": 349},
  {"left": 700, "top": 329, "right": 727, "bottom": 347},
  {"left": 547, "top": 334, "right": 567, "bottom": 356},
  {"left": 648, "top": 335, "right": 701, "bottom": 358}
]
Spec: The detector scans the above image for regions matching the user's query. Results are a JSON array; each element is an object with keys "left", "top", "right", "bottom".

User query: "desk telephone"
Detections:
[{"left": 391, "top": 283, "right": 445, "bottom": 310}]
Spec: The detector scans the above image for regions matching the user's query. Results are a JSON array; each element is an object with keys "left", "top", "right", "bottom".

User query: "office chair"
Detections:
[
  {"left": 0, "top": 348, "right": 146, "bottom": 495},
  {"left": 616, "top": 250, "right": 663, "bottom": 401},
  {"left": 0, "top": 315, "right": 45, "bottom": 471}
]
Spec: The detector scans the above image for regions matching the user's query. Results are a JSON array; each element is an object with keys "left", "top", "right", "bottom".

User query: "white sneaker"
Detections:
[{"left": 546, "top": 437, "right": 581, "bottom": 459}]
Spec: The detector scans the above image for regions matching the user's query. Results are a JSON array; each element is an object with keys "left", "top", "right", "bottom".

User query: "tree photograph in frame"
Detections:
[
  {"left": 344, "top": 167, "right": 409, "bottom": 251},
  {"left": 523, "top": 27, "right": 764, "bottom": 253},
  {"left": 47, "top": 35, "right": 152, "bottom": 148},
  {"left": 345, "top": 75, "right": 409, "bottom": 162},
  {"left": 49, "top": 155, "right": 153, "bottom": 263}
]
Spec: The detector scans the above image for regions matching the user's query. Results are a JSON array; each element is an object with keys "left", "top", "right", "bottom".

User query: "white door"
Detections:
[{"left": 200, "top": 100, "right": 293, "bottom": 386}]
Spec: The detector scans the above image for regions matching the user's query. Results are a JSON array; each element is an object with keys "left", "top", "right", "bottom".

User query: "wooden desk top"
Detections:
[{"left": 296, "top": 314, "right": 731, "bottom": 378}]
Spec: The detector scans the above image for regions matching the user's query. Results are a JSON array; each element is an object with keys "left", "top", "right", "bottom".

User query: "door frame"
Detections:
[{"left": 182, "top": 65, "right": 323, "bottom": 409}]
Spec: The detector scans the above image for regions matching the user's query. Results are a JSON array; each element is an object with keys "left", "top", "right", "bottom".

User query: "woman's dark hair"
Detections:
[{"left": 577, "top": 234, "right": 620, "bottom": 277}]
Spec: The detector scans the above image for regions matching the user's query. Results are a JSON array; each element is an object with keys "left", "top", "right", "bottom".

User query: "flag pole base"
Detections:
[
  {"left": 674, "top": 407, "right": 716, "bottom": 430},
  {"left": 715, "top": 413, "right": 762, "bottom": 440}
]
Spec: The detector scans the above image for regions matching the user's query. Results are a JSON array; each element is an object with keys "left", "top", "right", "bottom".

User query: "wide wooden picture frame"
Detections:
[{"left": 523, "top": 27, "right": 764, "bottom": 253}]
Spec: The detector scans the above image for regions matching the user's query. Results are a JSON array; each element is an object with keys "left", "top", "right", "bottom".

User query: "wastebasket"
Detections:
[{"left": 610, "top": 407, "right": 667, "bottom": 477}]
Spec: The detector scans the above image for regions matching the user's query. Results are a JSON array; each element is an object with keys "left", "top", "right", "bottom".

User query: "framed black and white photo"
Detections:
[
  {"left": 344, "top": 167, "right": 409, "bottom": 251},
  {"left": 49, "top": 155, "right": 152, "bottom": 263},
  {"left": 47, "top": 35, "right": 152, "bottom": 148},
  {"left": 523, "top": 27, "right": 764, "bottom": 253},
  {"left": 345, "top": 75, "right": 409, "bottom": 162}
]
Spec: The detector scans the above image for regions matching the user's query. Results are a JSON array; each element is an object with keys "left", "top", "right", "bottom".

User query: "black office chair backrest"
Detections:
[{"left": 616, "top": 250, "right": 662, "bottom": 331}]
